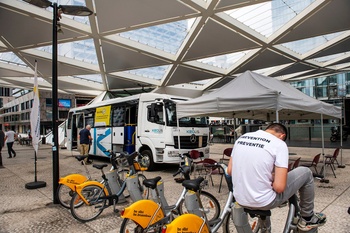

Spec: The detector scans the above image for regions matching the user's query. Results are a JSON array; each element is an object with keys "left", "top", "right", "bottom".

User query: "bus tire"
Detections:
[{"left": 140, "top": 149, "right": 155, "bottom": 171}]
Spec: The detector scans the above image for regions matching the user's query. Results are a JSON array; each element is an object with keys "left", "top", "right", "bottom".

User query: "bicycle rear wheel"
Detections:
[
  {"left": 223, "top": 211, "right": 260, "bottom": 233},
  {"left": 179, "top": 190, "right": 220, "bottom": 222},
  {"left": 70, "top": 185, "right": 107, "bottom": 222},
  {"left": 56, "top": 184, "right": 78, "bottom": 209}
]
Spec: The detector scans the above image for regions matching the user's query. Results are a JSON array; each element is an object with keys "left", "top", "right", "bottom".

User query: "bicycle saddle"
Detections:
[
  {"left": 75, "top": 155, "right": 88, "bottom": 162},
  {"left": 92, "top": 164, "right": 108, "bottom": 170},
  {"left": 143, "top": 176, "right": 162, "bottom": 189},
  {"left": 243, "top": 208, "right": 271, "bottom": 220},
  {"left": 182, "top": 177, "right": 205, "bottom": 192}
]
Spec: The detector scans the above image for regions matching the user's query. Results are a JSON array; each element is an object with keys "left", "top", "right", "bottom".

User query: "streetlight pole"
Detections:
[
  {"left": 23, "top": 0, "right": 93, "bottom": 203},
  {"left": 52, "top": 2, "right": 59, "bottom": 204}
]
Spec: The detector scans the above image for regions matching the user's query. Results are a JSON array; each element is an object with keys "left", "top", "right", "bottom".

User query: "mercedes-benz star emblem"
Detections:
[{"left": 190, "top": 134, "right": 197, "bottom": 143}]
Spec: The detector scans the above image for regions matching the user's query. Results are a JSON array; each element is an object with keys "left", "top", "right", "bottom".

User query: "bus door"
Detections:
[
  {"left": 140, "top": 101, "right": 165, "bottom": 147},
  {"left": 124, "top": 105, "right": 137, "bottom": 154},
  {"left": 72, "top": 113, "right": 84, "bottom": 151}
]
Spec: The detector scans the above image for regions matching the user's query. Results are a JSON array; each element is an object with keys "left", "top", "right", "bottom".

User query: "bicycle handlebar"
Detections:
[{"left": 173, "top": 166, "right": 191, "bottom": 177}]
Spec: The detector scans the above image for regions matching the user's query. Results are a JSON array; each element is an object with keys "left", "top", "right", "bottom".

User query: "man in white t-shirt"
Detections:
[
  {"left": 227, "top": 123, "right": 326, "bottom": 231},
  {"left": 4, "top": 129, "right": 17, "bottom": 158}
]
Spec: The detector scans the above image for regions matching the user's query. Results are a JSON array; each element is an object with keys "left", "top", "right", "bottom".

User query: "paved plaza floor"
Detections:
[{"left": 0, "top": 141, "right": 350, "bottom": 232}]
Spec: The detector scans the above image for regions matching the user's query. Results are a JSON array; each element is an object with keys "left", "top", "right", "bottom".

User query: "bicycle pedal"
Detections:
[{"left": 292, "top": 216, "right": 299, "bottom": 225}]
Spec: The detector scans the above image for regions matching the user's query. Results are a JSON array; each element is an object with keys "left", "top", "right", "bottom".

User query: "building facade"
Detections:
[{"left": 0, "top": 90, "right": 77, "bottom": 135}]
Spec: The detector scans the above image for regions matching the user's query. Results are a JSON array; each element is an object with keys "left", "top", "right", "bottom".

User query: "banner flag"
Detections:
[{"left": 30, "top": 61, "right": 40, "bottom": 153}]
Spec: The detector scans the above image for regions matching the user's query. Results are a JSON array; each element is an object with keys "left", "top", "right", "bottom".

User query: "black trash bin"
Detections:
[{"left": 42, "top": 136, "right": 46, "bottom": 144}]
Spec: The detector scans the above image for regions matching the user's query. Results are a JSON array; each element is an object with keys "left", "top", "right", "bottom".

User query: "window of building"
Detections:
[
  {"left": 46, "top": 98, "right": 52, "bottom": 107},
  {"left": 59, "top": 110, "right": 68, "bottom": 119}
]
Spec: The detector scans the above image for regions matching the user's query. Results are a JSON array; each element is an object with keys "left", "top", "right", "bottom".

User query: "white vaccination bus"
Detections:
[{"left": 66, "top": 93, "right": 210, "bottom": 170}]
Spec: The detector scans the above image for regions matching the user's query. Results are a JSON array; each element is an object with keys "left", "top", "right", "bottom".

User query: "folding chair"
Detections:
[
  {"left": 288, "top": 162, "right": 294, "bottom": 172},
  {"left": 292, "top": 157, "right": 301, "bottom": 170},
  {"left": 300, "top": 153, "right": 321, "bottom": 175},
  {"left": 189, "top": 150, "right": 204, "bottom": 177},
  {"left": 321, "top": 148, "right": 340, "bottom": 178},
  {"left": 220, "top": 147, "right": 233, "bottom": 164}
]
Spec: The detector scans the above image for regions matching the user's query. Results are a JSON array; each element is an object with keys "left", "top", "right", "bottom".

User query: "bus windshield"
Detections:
[{"left": 164, "top": 100, "right": 208, "bottom": 127}]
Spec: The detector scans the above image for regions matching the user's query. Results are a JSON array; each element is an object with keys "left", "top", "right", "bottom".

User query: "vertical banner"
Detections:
[{"left": 30, "top": 61, "right": 40, "bottom": 153}]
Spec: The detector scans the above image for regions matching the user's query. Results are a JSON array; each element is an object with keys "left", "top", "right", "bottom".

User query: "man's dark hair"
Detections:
[{"left": 266, "top": 123, "right": 288, "bottom": 141}]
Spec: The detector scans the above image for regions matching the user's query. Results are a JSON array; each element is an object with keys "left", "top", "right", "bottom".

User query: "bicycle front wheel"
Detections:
[
  {"left": 56, "top": 184, "right": 76, "bottom": 209},
  {"left": 120, "top": 218, "right": 147, "bottom": 233},
  {"left": 179, "top": 190, "right": 220, "bottom": 222},
  {"left": 70, "top": 185, "right": 107, "bottom": 222}
]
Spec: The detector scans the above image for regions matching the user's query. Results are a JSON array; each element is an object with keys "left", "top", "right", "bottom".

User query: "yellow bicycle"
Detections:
[
  {"left": 56, "top": 155, "right": 93, "bottom": 209},
  {"left": 119, "top": 153, "right": 220, "bottom": 233},
  {"left": 70, "top": 151, "right": 147, "bottom": 222}
]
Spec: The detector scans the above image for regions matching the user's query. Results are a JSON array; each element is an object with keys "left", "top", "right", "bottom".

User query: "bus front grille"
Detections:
[{"left": 173, "top": 136, "right": 208, "bottom": 149}]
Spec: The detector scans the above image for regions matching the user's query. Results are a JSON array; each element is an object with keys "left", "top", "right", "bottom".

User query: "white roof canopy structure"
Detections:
[{"left": 1, "top": 0, "right": 350, "bottom": 96}]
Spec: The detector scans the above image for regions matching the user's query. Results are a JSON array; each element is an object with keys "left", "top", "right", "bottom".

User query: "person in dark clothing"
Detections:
[
  {"left": 78, "top": 125, "right": 92, "bottom": 164},
  {"left": 0, "top": 129, "right": 4, "bottom": 167}
]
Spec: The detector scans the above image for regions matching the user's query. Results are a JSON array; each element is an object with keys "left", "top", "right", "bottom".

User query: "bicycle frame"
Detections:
[
  {"left": 163, "top": 193, "right": 236, "bottom": 233},
  {"left": 74, "top": 180, "right": 110, "bottom": 205},
  {"left": 211, "top": 191, "right": 235, "bottom": 232},
  {"left": 74, "top": 160, "right": 143, "bottom": 205},
  {"left": 233, "top": 194, "right": 301, "bottom": 233}
]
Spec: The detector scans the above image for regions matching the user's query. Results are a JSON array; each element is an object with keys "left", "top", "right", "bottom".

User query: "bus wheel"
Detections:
[{"left": 140, "top": 149, "right": 155, "bottom": 171}]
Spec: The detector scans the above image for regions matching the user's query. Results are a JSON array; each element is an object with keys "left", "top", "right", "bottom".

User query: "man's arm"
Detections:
[
  {"left": 272, "top": 166, "right": 288, "bottom": 193},
  {"left": 227, "top": 156, "right": 232, "bottom": 175}
]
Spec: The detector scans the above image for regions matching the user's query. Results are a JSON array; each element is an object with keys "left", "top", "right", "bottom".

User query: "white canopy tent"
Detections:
[
  {"left": 176, "top": 71, "right": 341, "bottom": 121},
  {"left": 176, "top": 70, "right": 342, "bottom": 181}
]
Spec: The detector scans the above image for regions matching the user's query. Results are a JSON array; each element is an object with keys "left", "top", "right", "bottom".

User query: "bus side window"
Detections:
[
  {"left": 77, "top": 114, "right": 84, "bottom": 128},
  {"left": 112, "top": 106, "right": 125, "bottom": 126},
  {"left": 85, "top": 117, "right": 94, "bottom": 127}
]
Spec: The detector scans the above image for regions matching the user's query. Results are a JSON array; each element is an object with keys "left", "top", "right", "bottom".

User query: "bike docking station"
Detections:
[{"left": 107, "top": 169, "right": 127, "bottom": 204}]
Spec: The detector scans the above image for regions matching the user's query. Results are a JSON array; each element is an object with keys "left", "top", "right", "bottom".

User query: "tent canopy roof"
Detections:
[{"left": 176, "top": 71, "right": 342, "bottom": 121}]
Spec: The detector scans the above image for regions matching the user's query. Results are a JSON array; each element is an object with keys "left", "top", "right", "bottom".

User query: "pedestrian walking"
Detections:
[
  {"left": 0, "top": 129, "right": 4, "bottom": 167},
  {"left": 78, "top": 125, "right": 92, "bottom": 164},
  {"left": 4, "top": 128, "right": 17, "bottom": 158}
]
